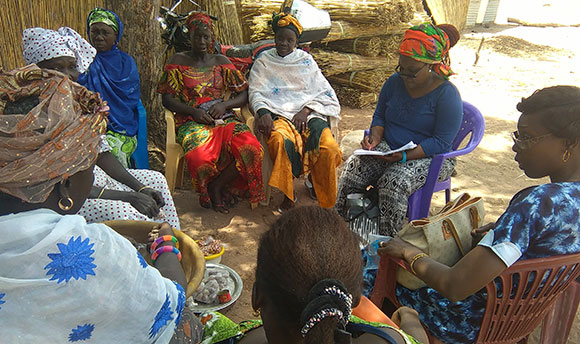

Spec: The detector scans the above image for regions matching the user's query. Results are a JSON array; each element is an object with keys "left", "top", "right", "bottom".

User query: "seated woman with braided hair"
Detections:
[
  {"left": 198, "top": 206, "right": 427, "bottom": 344},
  {"left": 379, "top": 86, "right": 580, "bottom": 343},
  {"left": 0, "top": 66, "right": 203, "bottom": 343}
]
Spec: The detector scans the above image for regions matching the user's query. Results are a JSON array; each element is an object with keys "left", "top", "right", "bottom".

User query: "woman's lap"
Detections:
[{"left": 336, "top": 141, "right": 456, "bottom": 235}]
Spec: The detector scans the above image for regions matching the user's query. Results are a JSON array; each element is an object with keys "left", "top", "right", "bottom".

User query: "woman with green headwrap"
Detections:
[
  {"left": 335, "top": 23, "right": 463, "bottom": 237},
  {"left": 79, "top": 8, "right": 142, "bottom": 169}
]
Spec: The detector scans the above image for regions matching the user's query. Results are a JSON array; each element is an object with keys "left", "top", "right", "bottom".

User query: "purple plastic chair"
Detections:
[{"left": 407, "top": 101, "right": 485, "bottom": 220}]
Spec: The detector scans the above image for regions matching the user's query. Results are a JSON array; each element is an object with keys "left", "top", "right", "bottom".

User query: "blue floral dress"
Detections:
[{"left": 397, "top": 182, "right": 580, "bottom": 343}]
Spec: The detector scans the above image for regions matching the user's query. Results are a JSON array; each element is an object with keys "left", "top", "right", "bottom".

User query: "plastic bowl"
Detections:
[{"left": 204, "top": 245, "right": 225, "bottom": 264}]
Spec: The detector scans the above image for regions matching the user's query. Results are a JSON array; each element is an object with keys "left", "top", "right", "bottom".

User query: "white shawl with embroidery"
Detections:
[{"left": 248, "top": 48, "right": 340, "bottom": 121}]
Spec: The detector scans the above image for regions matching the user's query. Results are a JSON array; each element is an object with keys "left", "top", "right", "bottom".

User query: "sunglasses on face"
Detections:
[
  {"left": 511, "top": 130, "right": 552, "bottom": 150},
  {"left": 395, "top": 63, "right": 428, "bottom": 79}
]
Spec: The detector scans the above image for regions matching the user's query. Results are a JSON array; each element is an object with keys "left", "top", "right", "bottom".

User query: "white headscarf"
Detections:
[{"left": 22, "top": 27, "right": 96, "bottom": 73}]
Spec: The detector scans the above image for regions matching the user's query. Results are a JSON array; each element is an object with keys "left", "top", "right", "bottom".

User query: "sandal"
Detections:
[
  {"left": 200, "top": 200, "right": 212, "bottom": 209},
  {"left": 212, "top": 203, "right": 230, "bottom": 214},
  {"left": 222, "top": 192, "right": 239, "bottom": 208},
  {"left": 304, "top": 179, "right": 318, "bottom": 201},
  {"left": 277, "top": 196, "right": 297, "bottom": 213}
]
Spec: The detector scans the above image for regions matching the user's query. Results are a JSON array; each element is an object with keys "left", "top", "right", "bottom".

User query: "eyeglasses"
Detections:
[
  {"left": 511, "top": 130, "right": 552, "bottom": 150},
  {"left": 395, "top": 64, "right": 428, "bottom": 79}
]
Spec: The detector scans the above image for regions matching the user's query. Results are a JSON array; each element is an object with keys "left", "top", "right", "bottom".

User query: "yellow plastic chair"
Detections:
[{"left": 164, "top": 108, "right": 185, "bottom": 195}]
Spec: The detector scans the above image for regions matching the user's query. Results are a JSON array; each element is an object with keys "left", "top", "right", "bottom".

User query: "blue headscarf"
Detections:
[{"left": 78, "top": 8, "right": 141, "bottom": 137}]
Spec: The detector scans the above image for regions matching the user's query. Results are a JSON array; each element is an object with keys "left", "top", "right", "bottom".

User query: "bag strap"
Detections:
[
  {"left": 469, "top": 206, "right": 480, "bottom": 229},
  {"left": 442, "top": 219, "right": 466, "bottom": 257}
]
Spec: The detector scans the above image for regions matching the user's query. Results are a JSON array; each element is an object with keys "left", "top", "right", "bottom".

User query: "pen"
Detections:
[{"left": 364, "top": 129, "right": 372, "bottom": 150}]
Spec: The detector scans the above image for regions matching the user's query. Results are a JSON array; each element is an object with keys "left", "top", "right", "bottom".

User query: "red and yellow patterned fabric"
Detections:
[
  {"left": 398, "top": 23, "right": 454, "bottom": 80},
  {"left": 157, "top": 63, "right": 264, "bottom": 206}
]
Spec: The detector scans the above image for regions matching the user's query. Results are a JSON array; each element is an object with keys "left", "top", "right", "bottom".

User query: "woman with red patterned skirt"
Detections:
[{"left": 158, "top": 12, "right": 264, "bottom": 213}]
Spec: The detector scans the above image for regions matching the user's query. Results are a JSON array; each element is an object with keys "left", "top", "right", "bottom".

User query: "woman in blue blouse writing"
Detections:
[
  {"left": 379, "top": 85, "right": 580, "bottom": 342},
  {"left": 335, "top": 23, "right": 462, "bottom": 236}
]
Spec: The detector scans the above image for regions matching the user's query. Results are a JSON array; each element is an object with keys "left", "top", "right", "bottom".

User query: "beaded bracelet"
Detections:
[
  {"left": 409, "top": 252, "right": 429, "bottom": 275},
  {"left": 150, "top": 235, "right": 179, "bottom": 253},
  {"left": 151, "top": 245, "right": 182, "bottom": 263}
]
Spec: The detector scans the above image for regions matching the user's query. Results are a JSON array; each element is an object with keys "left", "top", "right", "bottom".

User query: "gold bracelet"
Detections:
[
  {"left": 409, "top": 253, "right": 429, "bottom": 275},
  {"left": 138, "top": 186, "right": 151, "bottom": 192},
  {"left": 97, "top": 187, "right": 106, "bottom": 199}
]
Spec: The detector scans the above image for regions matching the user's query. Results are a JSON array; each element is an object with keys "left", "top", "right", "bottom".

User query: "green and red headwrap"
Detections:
[
  {"left": 186, "top": 12, "right": 214, "bottom": 33},
  {"left": 399, "top": 23, "right": 454, "bottom": 80}
]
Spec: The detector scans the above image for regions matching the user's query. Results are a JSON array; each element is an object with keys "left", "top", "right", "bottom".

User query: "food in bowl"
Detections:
[{"left": 196, "top": 235, "right": 223, "bottom": 256}]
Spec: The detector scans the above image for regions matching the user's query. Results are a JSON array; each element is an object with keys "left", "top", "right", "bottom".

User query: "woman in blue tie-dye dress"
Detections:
[{"left": 379, "top": 85, "right": 580, "bottom": 343}]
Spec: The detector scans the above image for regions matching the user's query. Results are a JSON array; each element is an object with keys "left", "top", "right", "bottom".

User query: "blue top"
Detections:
[
  {"left": 78, "top": 9, "right": 141, "bottom": 137},
  {"left": 396, "top": 182, "right": 580, "bottom": 343},
  {"left": 370, "top": 73, "right": 462, "bottom": 157}
]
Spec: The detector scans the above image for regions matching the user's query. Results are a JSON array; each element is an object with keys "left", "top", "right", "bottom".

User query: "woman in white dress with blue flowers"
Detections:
[{"left": 0, "top": 66, "right": 202, "bottom": 343}]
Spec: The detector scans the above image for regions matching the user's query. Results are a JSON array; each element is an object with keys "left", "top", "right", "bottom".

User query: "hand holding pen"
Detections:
[{"left": 361, "top": 128, "right": 378, "bottom": 150}]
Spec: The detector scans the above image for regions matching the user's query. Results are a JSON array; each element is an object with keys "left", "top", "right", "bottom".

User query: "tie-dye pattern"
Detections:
[{"left": 396, "top": 182, "right": 580, "bottom": 343}]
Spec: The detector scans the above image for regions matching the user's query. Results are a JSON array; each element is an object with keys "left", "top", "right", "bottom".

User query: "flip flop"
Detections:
[
  {"left": 277, "top": 196, "right": 298, "bottom": 213},
  {"left": 304, "top": 179, "right": 318, "bottom": 201},
  {"left": 212, "top": 203, "right": 230, "bottom": 214}
]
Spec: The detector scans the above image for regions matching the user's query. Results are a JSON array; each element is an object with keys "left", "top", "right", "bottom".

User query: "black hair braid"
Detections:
[{"left": 517, "top": 85, "right": 580, "bottom": 140}]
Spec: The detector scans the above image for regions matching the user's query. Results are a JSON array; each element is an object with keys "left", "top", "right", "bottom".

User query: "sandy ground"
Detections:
[{"left": 173, "top": 0, "right": 580, "bottom": 342}]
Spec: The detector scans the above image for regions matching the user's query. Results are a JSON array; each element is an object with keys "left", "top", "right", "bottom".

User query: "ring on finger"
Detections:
[{"left": 379, "top": 241, "right": 387, "bottom": 248}]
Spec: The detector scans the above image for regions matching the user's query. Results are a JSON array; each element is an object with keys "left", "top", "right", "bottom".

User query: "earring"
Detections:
[
  {"left": 563, "top": 150, "right": 571, "bottom": 163},
  {"left": 252, "top": 308, "right": 261, "bottom": 317},
  {"left": 58, "top": 197, "right": 74, "bottom": 211}
]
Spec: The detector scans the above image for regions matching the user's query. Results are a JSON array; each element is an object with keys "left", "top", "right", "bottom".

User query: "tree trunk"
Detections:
[{"left": 104, "top": 0, "right": 166, "bottom": 171}]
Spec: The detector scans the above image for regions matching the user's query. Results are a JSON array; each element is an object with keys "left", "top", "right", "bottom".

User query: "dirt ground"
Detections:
[{"left": 173, "top": 0, "right": 580, "bottom": 342}]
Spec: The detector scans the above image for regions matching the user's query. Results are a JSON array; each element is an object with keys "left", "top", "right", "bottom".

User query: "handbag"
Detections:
[
  {"left": 396, "top": 193, "right": 485, "bottom": 290},
  {"left": 346, "top": 188, "right": 380, "bottom": 245}
]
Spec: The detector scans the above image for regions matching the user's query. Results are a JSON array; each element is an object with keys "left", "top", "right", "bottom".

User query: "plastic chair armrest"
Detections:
[{"left": 165, "top": 109, "right": 177, "bottom": 146}]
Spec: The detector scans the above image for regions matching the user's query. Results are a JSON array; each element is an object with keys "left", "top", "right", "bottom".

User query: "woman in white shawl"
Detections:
[
  {"left": 248, "top": 12, "right": 342, "bottom": 211},
  {"left": 0, "top": 66, "right": 202, "bottom": 343}
]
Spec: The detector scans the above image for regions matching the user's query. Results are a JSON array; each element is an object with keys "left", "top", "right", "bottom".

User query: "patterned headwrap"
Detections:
[
  {"left": 0, "top": 65, "right": 108, "bottom": 203},
  {"left": 87, "top": 7, "right": 119, "bottom": 33},
  {"left": 399, "top": 23, "right": 454, "bottom": 80},
  {"left": 22, "top": 27, "right": 96, "bottom": 74},
  {"left": 185, "top": 12, "right": 215, "bottom": 53},
  {"left": 271, "top": 12, "right": 303, "bottom": 38}
]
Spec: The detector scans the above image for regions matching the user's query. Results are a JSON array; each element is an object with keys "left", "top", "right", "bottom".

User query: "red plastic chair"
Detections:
[
  {"left": 371, "top": 253, "right": 580, "bottom": 344},
  {"left": 539, "top": 280, "right": 580, "bottom": 344}
]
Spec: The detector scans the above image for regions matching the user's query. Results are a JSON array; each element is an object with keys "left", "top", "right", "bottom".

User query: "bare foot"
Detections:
[{"left": 208, "top": 180, "right": 229, "bottom": 214}]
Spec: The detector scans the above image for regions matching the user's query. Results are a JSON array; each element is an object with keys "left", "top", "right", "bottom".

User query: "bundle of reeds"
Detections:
[
  {"left": 203, "top": 0, "right": 245, "bottom": 45},
  {"left": 302, "top": 0, "right": 414, "bottom": 26},
  {"left": 322, "top": 20, "right": 407, "bottom": 42},
  {"left": 333, "top": 85, "right": 379, "bottom": 109},
  {"left": 328, "top": 68, "right": 393, "bottom": 92},
  {"left": 313, "top": 37, "right": 382, "bottom": 57},
  {"left": 240, "top": 0, "right": 415, "bottom": 41},
  {"left": 311, "top": 49, "right": 395, "bottom": 76},
  {"left": 379, "top": 33, "right": 404, "bottom": 57},
  {"left": 245, "top": 13, "right": 275, "bottom": 42}
]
